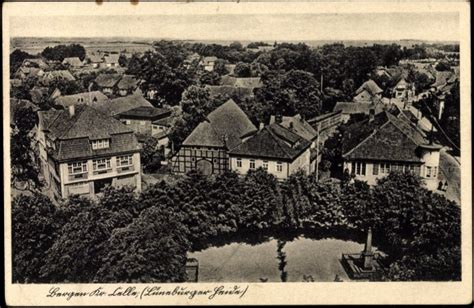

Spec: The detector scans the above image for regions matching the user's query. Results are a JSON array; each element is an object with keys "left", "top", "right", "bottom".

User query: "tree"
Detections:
[
  {"left": 137, "top": 51, "right": 192, "bottom": 105},
  {"left": 41, "top": 44, "right": 86, "bottom": 61},
  {"left": 40, "top": 198, "right": 134, "bottom": 282},
  {"left": 12, "top": 194, "right": 58, "bottom": 283},
  {"left": 199, "top": 71, "right": 221, "bottom": 85},
  {"left": 213, "top": 59, "right": 229, "bottom": 76},
  {"left": 141, "top": 136, "right": 162, "bottom": 173},
  {"left": 11, "top": 107, "right": 41, "bottom": 190},
  {"left": 435, "top": 60, "right": 451, "bottom": 71},
  {"left": 95, "top": 206, "right": 190, "bottom": 282},
  {"left": 118, "top": 54, "right": 128, "bottom": 67},
  {"left": 256, "top": 70, "right": 323, "bottom": 119},
  {"left": 169, "top": 86, "right": 225, "bottom": 150},
  {"left": 234, "top": 62, "right": 251, "bottom": 77},
  {"left": 229, "top": 41, "right": 244, "bottom": 51},
  {"left": 10, "top": 49, "right": 36, "bottom": 75},
  {"left": 47, "top": 78, "right": 85, "bottom": 96}
]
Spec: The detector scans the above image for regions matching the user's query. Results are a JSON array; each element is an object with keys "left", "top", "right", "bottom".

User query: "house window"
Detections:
[
  {"left": 236, "top": 158, "right": 242, "bottom": 168},
  {"left": 433, "top": 166, "right": 438, "bottom": 177},
  {"left": 93, "top": 158, "right": 111, "bottom": 171},
  {"left": 125, "top": 120, "right": 131, "bottom": 125},
  {"left": 380, "top": 162, "right": 390, "bottom": 174},
  {"left": 352, "top": 161, "right": 366, "bottom": 176},
  {"left": 276, "top": 162, "right": 283, "bottom": 172},
  {"left": 263, "top": 161, "right": 268, "bottom": 171},
  {"left": 116, "top": 155, "right": 133, "bottom": 167},
  {"left": 91, "top": 139, "right": 110, "bottom": 150},
  {"left": 426, "top": 166, "right": 433, "bottom": 178},
  {"left": 68, "top": 161, "right": 87, "bottom": 175},
  {"left": 408, "top": 165, "right": 415, "bottom": 173},
  {"left": 249, "top": 160, "right": 256, "bottom": 170},
  {"left": 373, "top": 163, "right": 379, "bottom": 175}
]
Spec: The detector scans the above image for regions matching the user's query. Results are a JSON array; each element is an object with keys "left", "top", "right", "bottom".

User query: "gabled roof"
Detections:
[
  {"left": 94, "top": 94, "right": 153, "bottom": 117},
  {"left": 220, "top": 76, "right": 263, "bottom": 88},
  {"left": 333, "top": 101, "right": 385, "bottom": 115},
  {"left": 62, "top": 57, "right": 83, "bottom": 67},
  {"left": 182, "top": 99, "right": 257, "bottom": 149},
  {"left": 201, "top": 56, "right": 218, "bottom": 64},
  {"left": 432, "top": 71, "right": 453, "bottom": 89},
  {"left": 341, "top": 107, "right": 437, "bottom": 162},
  {"left": 42, "top": 70, "right": 75, "bottom": 83},
  {"left": 38, "top": 105, "right": 140, "bottom": 161},
  {"left": 95, "top": 73, "right": 122, "bottom": 88},
  {"left": 118, "top": 106, "right": 172, "bottom": 120},
  {"left": 206, "top": 85, "right": 254, "bottom": 99},
  {"left": 22, "top": 58, "right": 49, "bottom": 69},
  {"left": 55, "top": 91, "right": 109, "bottom": 107},
  {"left": 229, "top": 123, "right": 312, "bottom": 161},
  {"left": 104, "top": 54, "right": 120, "bottom": 64},
  {"left": 355, "top": 79, "right": 383, "bottom": 96},
  {"left": 279, "top": 114, "right": 318, "bottom": 142},
  {"left": 116, "top": 75, "right": 139, "bottom": 90},
  {"left": 88, "top": 54, "right": 104, "bottom": 63}
]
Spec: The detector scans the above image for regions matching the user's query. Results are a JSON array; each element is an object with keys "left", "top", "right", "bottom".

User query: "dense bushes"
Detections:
[{"left": 12, "top": 170, "right": 461, "bottom": 283}]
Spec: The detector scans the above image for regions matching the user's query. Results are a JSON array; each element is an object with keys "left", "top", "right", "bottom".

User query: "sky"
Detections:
[{"left": 10, "top": 12, "right": 460, "bottom": 42}]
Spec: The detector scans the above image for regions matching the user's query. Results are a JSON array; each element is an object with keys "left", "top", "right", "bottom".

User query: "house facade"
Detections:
[
  {"left": 94, "top": 73, "right": 122, "bottom": 95},
  {"left": 171, "top": 99, "right": 257, "bottom": 175},
  {"left": 353, "top": 79, "right": 383, "bottom": 103},
  {"left": 229, "top": 123, "right": 312, "bottom": 180},
  {"left": 117, "top": 106, "right": 172, "bottom": 136},
  {"left": 37, "top": 104, "right": 142, "bottom": 199},
  {"left": 341, "top": 107, "right": 442, "bottom": 190}
]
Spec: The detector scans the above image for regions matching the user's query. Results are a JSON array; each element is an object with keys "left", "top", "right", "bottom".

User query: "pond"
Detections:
[{"left": 188, "top": 238, "right": 380, "bottom": 282}]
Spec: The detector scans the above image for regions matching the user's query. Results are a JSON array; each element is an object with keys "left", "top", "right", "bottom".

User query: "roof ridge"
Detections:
[
  {"left": 266, "top": 126, "right": 292, "bottom": 159},
  {"left": 57, "top": 105, "right": 89, "bottom": 139},
  {"left": 342, "top": 115, "right": 390, "bottom": 157},
  {"left": 386, "top": 113, "right": 425, "bottom": 146}
]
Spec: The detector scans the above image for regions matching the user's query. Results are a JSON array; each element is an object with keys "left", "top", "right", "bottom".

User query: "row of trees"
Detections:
[
  {"left": 41, "top": 44, "right": 87, "bottom": 62},
  {"left": 13, "top": 170, "right": 460, "bottom": 283}
]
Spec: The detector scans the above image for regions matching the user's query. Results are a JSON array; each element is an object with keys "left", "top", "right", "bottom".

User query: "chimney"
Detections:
[
  {"left": 259, "top": 122, "right": 264, "bottom": 130},
  {"left": 269, "top": 115, "right": 275, "bottom": 125},
  {"left": 368, "top": 108, "right": 375, "bottom": 122},
  {"left": 289, "top": 122, "right": 294, "bottom": 131},
  {"left": 275, "top": 114, "right": 282, "bottom": 124},
  {"left": 68, "top": 105, "right": 75, "bottom": 117}
]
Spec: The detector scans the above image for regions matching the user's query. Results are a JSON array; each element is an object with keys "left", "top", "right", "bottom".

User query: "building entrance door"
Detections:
[
  {"left": 94, "top": 178, "right": 113, "bottom": 194},
  {"left": 196, "top": 159, "right": 213, "bottom": 175}
]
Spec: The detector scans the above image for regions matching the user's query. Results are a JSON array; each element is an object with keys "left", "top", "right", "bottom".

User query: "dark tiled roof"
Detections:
[
  {"left": 42, "top": 70, "right": 75, "bottom": 84},
  {"left": 355, "top": 79, "right": 383, "bottom": 96},
  {"left": 55, "top": 91, "right": 109, "bottom": 107},
  {"left": 152, "top": 117, "right": 174, "bottom": 126},
  {"left": 206, "top": 85, "right": 254, "bottom": 98},
  {"left": 280, "top": 114, "right": 318, "bottom": 142},
  {"left": 342, "top": 108, "right": 434, "bottom": 162},
  {"left": 118, "top": 106, "right": 172, "bottom": 120},
  {"left": 333, "top": 102, "right": 385, "bottom": 115},
  {"left": 117, "top": 75, "right": 139, "bottom": 90},
  {"left": 95, "top": 73, "right": 122, "bottom": 88},
  {"left": 39, "top": 105, "right": 140, "bottom": 161},
  {"left": 182, "top": 99, "right": 257, "bottom": 149},
  {"left": 229, "top": 123, "right": 311, "bottom": 161},
  {"left": 93, "top": 94, "right": 154, "bottom": 117},
  {"left": 220, "top": 76, "right": 263, "bottom": 88}
]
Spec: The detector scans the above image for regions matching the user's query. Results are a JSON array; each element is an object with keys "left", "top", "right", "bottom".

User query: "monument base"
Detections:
[{"left": 341, "top": 253, "right": 385, "bottom": 281}]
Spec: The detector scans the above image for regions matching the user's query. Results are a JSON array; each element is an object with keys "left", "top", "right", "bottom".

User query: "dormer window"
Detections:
[{"left": 91, "top": 139, "right": 110, "bottom": 150}]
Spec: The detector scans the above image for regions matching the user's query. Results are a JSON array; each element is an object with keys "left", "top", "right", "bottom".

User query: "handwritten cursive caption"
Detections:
[{"left": 46, "top": 285, "right": 249, "bottom": 301}]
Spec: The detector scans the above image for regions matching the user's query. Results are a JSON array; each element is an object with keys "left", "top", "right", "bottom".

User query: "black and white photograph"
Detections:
[{"left": 3, "top": 1, "right": 471, "bottom": 305}]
